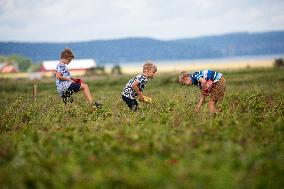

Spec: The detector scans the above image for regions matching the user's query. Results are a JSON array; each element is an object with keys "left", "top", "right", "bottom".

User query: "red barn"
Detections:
[{"left": 0, "top": 63, "right": 18, "bottom": 73}]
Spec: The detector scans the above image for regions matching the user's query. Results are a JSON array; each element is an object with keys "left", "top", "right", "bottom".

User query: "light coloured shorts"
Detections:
[{"left": 210, "top": 76, "right": 226, "bottom": 101}]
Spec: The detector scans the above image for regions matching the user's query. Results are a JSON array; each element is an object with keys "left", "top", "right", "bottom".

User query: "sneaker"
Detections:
[{"left": 93, "top": 101, "right": 103, "bottom": 109}]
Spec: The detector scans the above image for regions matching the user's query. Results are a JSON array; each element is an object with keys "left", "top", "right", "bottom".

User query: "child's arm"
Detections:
[
  {"left": 71, "top": 77, "right": 76, "bottom": 81},
  {"left": 199, "top": 77, "right": 212, "bottom": 95},
  {"left": 195, "top": 94, "right": 206, "bottom": 112},
  {"left": 199, "top": 78, "right": 207, "bottom": 91},
  {"left": 55, "top": 71, "right": 73, "bottom": 82},
  {"left": 132, "top": 80, "right": 144, "bottom": 101}
]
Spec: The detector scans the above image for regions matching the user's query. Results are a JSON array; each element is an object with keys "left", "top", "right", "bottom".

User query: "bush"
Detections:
[
  {"left": 273, "top": 58, "right": 284, "bottom": 68},
  {"left": 86, "top": 66, "right": 106, "bottom": 75},
  {"left": 111, "top": 65, "right": 122, "bottom": 75}
]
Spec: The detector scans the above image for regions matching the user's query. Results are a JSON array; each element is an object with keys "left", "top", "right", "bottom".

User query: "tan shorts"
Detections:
[{"left": 210, "top": 76, "right": 226, "bottom": 101}]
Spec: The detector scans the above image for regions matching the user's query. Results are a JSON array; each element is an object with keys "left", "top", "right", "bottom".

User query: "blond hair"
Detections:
[
  {"left": 143, "top": 61, "right": 157, "bottom": 72},
  {"left": 178, "top": 71, "right": 189, "bottom": 83}
]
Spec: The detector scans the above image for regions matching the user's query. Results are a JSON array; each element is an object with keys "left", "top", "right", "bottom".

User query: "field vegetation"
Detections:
[{"left": 0, "top": 68, "right": 284, "bottom": 188}]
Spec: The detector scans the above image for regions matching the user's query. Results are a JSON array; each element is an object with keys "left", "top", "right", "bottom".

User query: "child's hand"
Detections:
[
  {"left": 202, "top": 80, "right": 213, "bottom": 95},
  {"left": 74, "top": 78, "right": 84, "bottom": 84},
  {"left": 138, "top": 94, "right": 144, "bottom": 101},
  {"left": 194, "top": 107, "right": 200, "bottom": 112},
  {"left": 202, "top": 90, "right": 210, "bottom": 96}
]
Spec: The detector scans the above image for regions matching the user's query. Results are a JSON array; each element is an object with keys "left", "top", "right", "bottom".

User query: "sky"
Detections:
[{"left": 0, "top": 0, "right": 284, "bottom": 42}]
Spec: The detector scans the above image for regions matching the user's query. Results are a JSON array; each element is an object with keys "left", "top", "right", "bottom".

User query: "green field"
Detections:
[{"left": 0, "top": 68, "right": 284, "bottom": 188}]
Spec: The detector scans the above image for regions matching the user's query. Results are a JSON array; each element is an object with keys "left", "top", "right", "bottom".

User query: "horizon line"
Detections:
[{"left": 0, "top": 29, "right": 283, "bottom": 44}]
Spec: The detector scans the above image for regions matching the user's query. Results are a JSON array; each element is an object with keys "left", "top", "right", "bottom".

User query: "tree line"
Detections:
[{"left": 0, "top": 55, "right": 39, "bottom": 72}]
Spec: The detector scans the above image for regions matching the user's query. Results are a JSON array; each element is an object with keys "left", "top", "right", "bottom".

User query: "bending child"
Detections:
[
  {"left": 179, "top": 70, "right": 226, "bottom": 113},
  {"left": 55, "top": 48, "right": 102, "bottom": 108},
  {"left": 122, "top": 61, "right": 157, "bottom": 111}
]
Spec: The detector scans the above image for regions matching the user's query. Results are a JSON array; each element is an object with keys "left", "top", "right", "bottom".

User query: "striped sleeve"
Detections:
[
  {"left": 213, "top": 71, "right": 223, "bottom": 82},
  {"left": 195, "top": 71, "right": 203, "bottom": 81}
]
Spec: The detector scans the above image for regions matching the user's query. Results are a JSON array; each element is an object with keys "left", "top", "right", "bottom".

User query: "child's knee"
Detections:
[
  {"left": 81, "top": 83, "right": 89, "bottom": 89},
  {"left": 209, "top": 100, "right": 216, "bottom": 106}
]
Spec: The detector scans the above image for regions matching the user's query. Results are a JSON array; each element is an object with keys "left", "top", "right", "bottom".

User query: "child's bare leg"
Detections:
[
  {"left": 208, "top": 99, "right": 217, "bottom": 113},
  {"left": 80, "top": 83, "right": 93, "bottom": 105},
  {"left": 195, "top": 94, "right": 206, "bottom": 112}
]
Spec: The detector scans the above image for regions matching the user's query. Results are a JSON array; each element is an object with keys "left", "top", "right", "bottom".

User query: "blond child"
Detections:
[
  {"left": 179, "top": 70, "right": 226, "bottom": 113},
  {"left": 122, "top": 61, "right": 157, "bottom": 111},
  {"left": 55, "top": 48, "right": 102, "bottom": 108}
]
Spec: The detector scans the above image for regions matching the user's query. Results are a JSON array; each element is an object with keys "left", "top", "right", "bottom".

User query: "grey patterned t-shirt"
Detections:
[{"left": 122, "top": 74, "right": 148, "bottom": 99}]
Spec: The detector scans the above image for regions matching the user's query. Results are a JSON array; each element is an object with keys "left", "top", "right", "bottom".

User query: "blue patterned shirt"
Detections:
[
  {"left": 190, "top": 70, "right": 222, "bottom": 89},
  {"left": 55, "top": 63, "right": 72, "bottom": 96},
  {"left": 122, "top": 74, "right": 148, "bottom": 99}
]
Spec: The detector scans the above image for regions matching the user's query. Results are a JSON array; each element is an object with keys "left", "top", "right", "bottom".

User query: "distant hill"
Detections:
[{"left": 0, "top": 31, "right": 284, "bottom": 64}]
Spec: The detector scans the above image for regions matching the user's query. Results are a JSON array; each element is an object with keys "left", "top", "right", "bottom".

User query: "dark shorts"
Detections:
[
  {"left": 62, "top": 82, "right": 81, "bottom": 104},
  {"left": 122, "top": 95, "right": 138, "bottom": 111}
]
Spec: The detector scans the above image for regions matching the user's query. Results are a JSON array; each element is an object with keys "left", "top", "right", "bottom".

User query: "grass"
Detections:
[{"left": 0, "top": 68, "right": 284, "bottom": 188}]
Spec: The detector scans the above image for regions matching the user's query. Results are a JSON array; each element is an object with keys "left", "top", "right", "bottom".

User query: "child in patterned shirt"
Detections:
[
  {"left": 178, "top": 70, "right": 226, "bottom": 113},
  {"left": 122, "top": 61, "right": 157, "bottom": 111},
  {"left": 55, "top": 48, "right": 102, "bottom": 108}
]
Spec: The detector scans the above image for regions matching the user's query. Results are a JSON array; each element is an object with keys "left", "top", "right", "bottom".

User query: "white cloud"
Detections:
[{"left": 0, "top": 0, "right": 283, "bottom": 42}]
